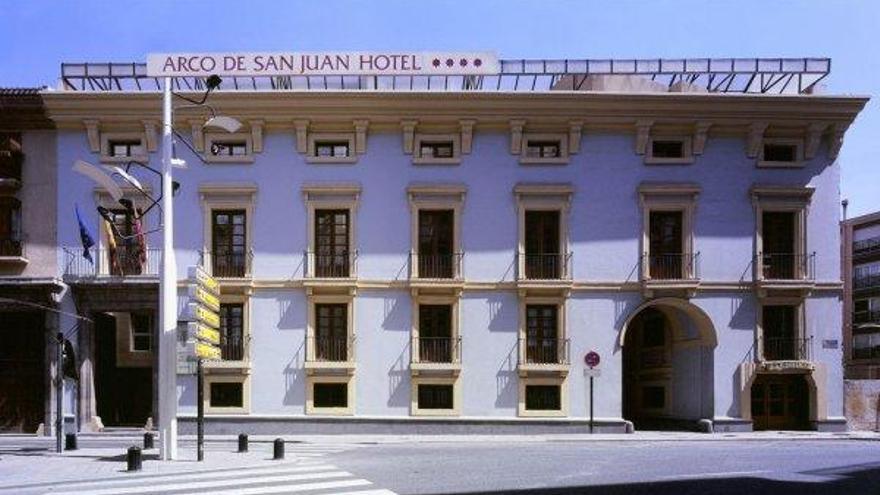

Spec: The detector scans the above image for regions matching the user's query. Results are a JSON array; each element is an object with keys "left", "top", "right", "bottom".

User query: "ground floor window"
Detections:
[
  {"left": 417, "top": 384, "right": 454, "bottom": 410},
  {"left": 209, "top": 382, "right": 243, "bottom": 408},
  {"left": 313, "top": 382, "right": 348, "bottom": 409},
  {"left": 525, "top": 385, "right": 561, "bottom": 411}
]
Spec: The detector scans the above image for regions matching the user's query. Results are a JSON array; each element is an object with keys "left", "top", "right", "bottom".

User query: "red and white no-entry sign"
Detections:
[{"left": 584, "top": 351, "right": 601, "bottom": 369}]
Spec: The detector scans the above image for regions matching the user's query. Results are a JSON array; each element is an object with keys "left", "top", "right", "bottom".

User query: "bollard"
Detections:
[
  {"left": 237, "top": 433, "right": 248, "bottom": 453},
  {"left": 127, "top": 446, "right": 142, "bottom": 472},
  {"left": 143, "top": 432, "right": 154, "bottom": 449},
  {"left": 273, "top": 438, "right": 284, "bottom": 460},
  {"left": 64, "top": 433, "right": 77, "bottom": 451}
]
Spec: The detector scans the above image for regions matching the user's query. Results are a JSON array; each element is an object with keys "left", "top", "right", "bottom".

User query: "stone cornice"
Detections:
[{"left": 42, "top": 91, "right": 868, "bottom": 134}]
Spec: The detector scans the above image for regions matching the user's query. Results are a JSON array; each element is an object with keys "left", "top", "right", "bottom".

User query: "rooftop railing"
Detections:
[
  {"left": 63, "top": 246, "right": 160, "bottom": 278},
  {"left": 59, "top": 58, "right": 831, "bottom": 94}
]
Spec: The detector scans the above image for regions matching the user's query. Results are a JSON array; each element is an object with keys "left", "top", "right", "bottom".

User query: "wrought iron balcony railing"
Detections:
[
  {"left": 219, "top": 334, "right": 250, "bottom": 361},
  {"left": 411, "top": 252, "right": 463, "bottom": 280},
  {"left": 519, "top": 337, "right": 571, "bottom": 365},
  {"left": 307, "top": 335, "right": 356, "bottom": 362},
  {"left": 853, "top": 236, "right": 880, "bottom": 259},
  {"left": 518, "top": 252, "right": 572, "bottom": 281},
  {"left": 854, "top": 309, "right": 880, "bottom": 325},
  {"left": 854, "top": 272, "right": 880, "bottom": 292},
  {"left": 64, "top": 246, "right": 160, "bottom": 278},
  {"left": 642, "top": 252, "right": 700, "bottom": 280},
  {"left": 762, "top": 337, "right": 812, "bottom": 361},
  {"left": 413, "top": 336, "right": 461, "bottom": 364},
  {"left": 757, "top": 252, "right": 815, "bottom": 281},
  {"left": 306, "top": 251, "right": 358, "bottom": 278},
  {"left": 201, "top": 249, "right": 253, "bottom": 278},
  {"left": 0, "top": 237, "right": 24, "bottom": 258}
]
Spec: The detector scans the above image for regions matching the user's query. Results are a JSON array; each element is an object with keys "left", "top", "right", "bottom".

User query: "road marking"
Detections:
[
  {"left": 50, "top": 470, "right": 354, "bottom": 495},
  {"left": 181, "top": 478, "right": 374, "bottom": 495},
  {"left": 658, "top": 470, "right": 769, "bottom": 480},
  {"left": 331, "top": 491, "right": 400, "bottom": 495}
]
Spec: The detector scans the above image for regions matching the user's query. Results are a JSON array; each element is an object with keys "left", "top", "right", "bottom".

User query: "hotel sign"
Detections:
[{"left": 147, "top": 52, "right": 500, "bottom": 77}]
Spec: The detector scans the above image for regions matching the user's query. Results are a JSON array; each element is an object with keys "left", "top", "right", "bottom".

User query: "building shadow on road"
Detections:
[{"left": 425, "top": 462, "right": 880, "bottom": 495}]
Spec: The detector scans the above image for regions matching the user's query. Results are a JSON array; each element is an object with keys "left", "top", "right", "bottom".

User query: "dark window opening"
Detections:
[
  {"left": 525, "top": 140, "right": 561, "bottom": 158},
  {"left": 525, "top": 385, "right": 561, "bottom": 410},
  {"left": 315, "top": 209, "right": 350, "bottom": 277},
  {"left": 210, "top": 141, "right": 248, "bottom": 156},
  {"left": 419, "top": 141, "right": 454, "bottom": 159},
  {"left": 651, "top": 140, "right": 685, "bottom": 158},
  {"left": 315, "top": 141, "right": 350, "bottom": 157},
  {"left": 212, "top": 210, "right": 247, "bottom": 277},
  {"left": 762, "top": 211, "right": 796, "bottom": 279},
  {"left": 526, "top": 305, "right": 559, "bottom": 364},
  {"left": 0, "top": 197, "right": 22, "bottom": 257},
  {"left": 219, "top": 303, "right": 244, "bottom": 360},
  {"left": 108, "top": 140, "right": 144, "bottom": 158},
  {"left": 763, "top": 305, "right": 799, "bottom": 360},
  {"left": 419, "top": 305, "right": 453, "bottom": 363},
  {"left": 418, "top": 210, "right": 454, "bottom": 278},
  {"left": 642, "top": 386, "right": 665, "bottom": 409},
  {"left": 524, "top": 210, "right": 561, "bottom": 279},
  {"left": 417, "top": 384, "right": 454, "bottom": 409},
  {"left": 648, "top": 211, "right": 684, "bottom": 279},
  {"left": 131, "top": 313, "right": 152, "bottom": 352},
  {"left": 313, "top": 383, "right": 347, "bottom": 408},
  {"left": 763, "top": 143, "right": 797, "bottom": 162},
  {"left": 315, "top": 303, "right": 348, "bottom": 361},
  {"left": 210, "top": 382, "right": 243, "bottom": 408}
]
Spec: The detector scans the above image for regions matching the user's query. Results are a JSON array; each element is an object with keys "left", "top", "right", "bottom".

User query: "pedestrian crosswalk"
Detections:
[{"left": 41, "top": 460, "right": 397, "bottom": 495}]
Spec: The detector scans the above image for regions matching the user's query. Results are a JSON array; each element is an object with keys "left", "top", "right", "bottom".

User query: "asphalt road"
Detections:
[{"left": 328, "top": 440, "right": 880, "bottom": 495}]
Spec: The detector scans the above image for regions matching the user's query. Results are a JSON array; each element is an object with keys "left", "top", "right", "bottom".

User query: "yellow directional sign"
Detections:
[
  {"left": 188, "top": 322, "right": 220, "bottom": 346},
  {"left": 189, "top": 285, "right": 220, "bottom": 313},
  {"left": 189, "top": 266, "right": 220, "bottom": 296},
  {"left": 188, "top": 302, "right": 220, "bottom": 329},
  {"left": 195, "top": 341, "right": 221, "bottom": 360}
]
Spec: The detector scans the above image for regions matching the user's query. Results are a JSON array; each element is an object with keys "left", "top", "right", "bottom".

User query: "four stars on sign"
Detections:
[{"left": 432, "top": 57, "right": 483, "bottom": 69}]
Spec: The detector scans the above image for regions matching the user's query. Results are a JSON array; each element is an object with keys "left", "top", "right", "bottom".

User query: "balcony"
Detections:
[
  {"left": 854, "top": 309, "right": 880, "bottom": 325},
  {"left": 202, "top": 250, "right": 253, "bottom": 279},
  {"left": 411, "top": 336, "right": 462, "bottom": 375},
  {"left": 854, "top": 272, "right": 880, "bottom": 294},
  {"left": 516, "top": 253, "right": 572, "bottom": 294},
  {"left": 759, "top": 337, "right": 814, "bottom": 371},
  {"left": 754, "top": 252, "right": 816, "bottom": 296},
  {"left": 517, "top": 336, "right": 570, "bottom": 376},
  {"left": 204, "top": 335, "right": 251, "bottom": 371},
  {"left": 305, "top": 251, "right": 358, "bottom": 279},
  {"left": 63, "top": 246, "right": 160, "bottom": 279},
  {"left": 853, "top": 236, "right": 880, "bottom": 261},
  {"left": 0, "top": 237, "right": 26, "bottom": 264},
  {"left": 410, "top": 252, "right": 463, "bottom": 280},
  {"left": 0, "top": 150, "right": 23, "bottom": 188},
  {"left": 305, "top": 335, "right": 356, "bottom": 374},
  {"left": 640, "top": 252, "right": 700, "bottom": 296}
]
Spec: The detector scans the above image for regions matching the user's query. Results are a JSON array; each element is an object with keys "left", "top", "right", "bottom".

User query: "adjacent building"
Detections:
[{"left": 26, "top": 56, "right": 871, "bottom": 434}]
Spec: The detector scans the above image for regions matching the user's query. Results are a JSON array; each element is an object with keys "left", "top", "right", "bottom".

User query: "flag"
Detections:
[
  {"left": 75, "top": 205, "right": 95, "bottom": 264},
  {"left": 133, "top": 208, "right": 147, "bottom": 271},
  {"left": 102, "top": 218, "right": 120, "bottom": 275}
]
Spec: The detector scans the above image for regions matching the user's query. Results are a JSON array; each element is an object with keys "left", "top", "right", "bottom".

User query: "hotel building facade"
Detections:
[{"left": 3, "top": 56, "right": 867, "bottom": 435}]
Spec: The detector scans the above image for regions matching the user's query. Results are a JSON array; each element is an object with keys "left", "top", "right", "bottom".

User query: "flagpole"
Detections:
[{"left": 158, "top": 77, "right": 178, "bottom": 460}]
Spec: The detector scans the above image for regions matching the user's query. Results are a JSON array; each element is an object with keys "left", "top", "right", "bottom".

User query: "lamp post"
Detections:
[{"left": 158, "top": 77, "right": 178, "bottom": 461}]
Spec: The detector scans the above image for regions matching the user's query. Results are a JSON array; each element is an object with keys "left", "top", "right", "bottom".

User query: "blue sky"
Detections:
[{"left": 1, "top": 0, "right": 876, "bottom": 216}]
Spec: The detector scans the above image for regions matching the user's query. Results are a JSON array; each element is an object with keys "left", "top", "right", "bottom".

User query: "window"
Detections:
[
  {"left": 525, "top": 305, "right": 559, "bottom": 364},
  {"left": 762, "top": 211, "right": 796, "bottom": 279},
  {"left": 420, "top": 141, "right": 454, "bottom": 159},
  {"left": 524, "top": 211, "right": 561, "bottom": 279},
  {"left": 417, "top": 384, "right": 454, "bottom": 409},
  {"left": 646, "top": 137, "right": 694, "bottom": 164},
  {"left": 759, "top": 139, "right": 803, "bottom": 167},
  {"left": 219, "top": 303, "right": 244, "bottom": 360},
  {"left": 525, "top": 140, "right": 561, "bottom": 159},
  {"left": 642, "top": 385, "right": 666, "bottom": 409},
  {"left": 648, "top": 211, "right": 684, "bottom": 279},
  {"left": 108, "top": 139, "right": 144, "bottom": 158},
  {"left": 762, "top": 305, "right": 799, "bottom": 361},
  {"left": 315, "top": 303, "right": 348, "bottom": 361},
  {"left": 652, "top": 140, "right": 684, "bottom": 158},
  {"left": 0, "top": 197, "right": 22, "bottom": 257},
  {"left": 525, "top": 385, "right": 561, "bottom": 411},
  {"left": 212, "top": 210, "right": 247, "bottom": 278},
  {"left": 315, "top": 210, "right": 351, "bottom": 277},
  {"left": 313, "top": 383, "right": 348, "bottom": 408},
  {"left": 209, "top": 382, "right": 243, "bottom": 408},
  {"left": 638, "top": 183, "right": 700, "bottom": 284},
  {"left": 210, "top": 141, "right": 248, "bottom": 157},
  {"left": 315, "top": 141, "right": 350, "bottom": 158},
  {"left": 130, "top": 313, "right": 152, "bottom": 352},
  {"left": 419, "top": 305, "right": 453, "bottom": 363},
  {"left": 417, "top": 210, "right": 455, "bottom": 279},
  {"left": 853, "top": 330, "right": 880, "bottom": 360},
  {"left": 306, "top": 133, "right": 358, "bottom": 164}
]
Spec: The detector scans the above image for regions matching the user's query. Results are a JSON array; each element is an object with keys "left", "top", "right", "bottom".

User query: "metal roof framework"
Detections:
[{"left": 59, "top": 58, "right": 830, "bottom": 94}]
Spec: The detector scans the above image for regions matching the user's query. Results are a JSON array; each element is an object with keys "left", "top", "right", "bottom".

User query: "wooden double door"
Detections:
[{"left": 751, "top": 374, "right": 810, "bottom": 430}]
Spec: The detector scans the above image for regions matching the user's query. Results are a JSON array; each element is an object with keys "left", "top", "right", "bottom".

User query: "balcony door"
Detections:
[
  {"left": 762, "top": 211, "right": 796, "bottom": 279},
  {"left": 219, "top": 303, "right": 244, "bottom": 361},
  {"left": 524, "top": 211, "right": 560, "bottom": 279},
  {"left": 315, "top": 209, "right": 350, "bottom": 277},
  {"left": 212, "top": 210, "right": 246, "bottom": 277},
  {"left": 418, "top": 210, "right": 454, "bottom": 278},
  {"left": 419, "top": 305, "right": 452, "bottom": 363},
  {"left": 649, "top": 211, "right": 683, "bottom": 279},
  {"left": 762, "top": 305, "right": 797, "bottom": 361},
  {"left": 315, "top": 303, "right": 347, "bottom": 361},
  {"left": 525, "top": 305, "right": 558, "bottom": 364}
]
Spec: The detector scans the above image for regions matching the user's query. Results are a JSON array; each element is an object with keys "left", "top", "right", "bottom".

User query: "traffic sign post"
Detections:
[
  {"left": 184, "top": 266, "right": 221, "bottom": 461},
  {"left": 584, "top": 351, "right": 601, "bottom": 434}
]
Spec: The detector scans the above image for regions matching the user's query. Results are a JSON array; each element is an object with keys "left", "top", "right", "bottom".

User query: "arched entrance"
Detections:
[{"left": 621, "top": 298, "right": 716, "bottom": 430}]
